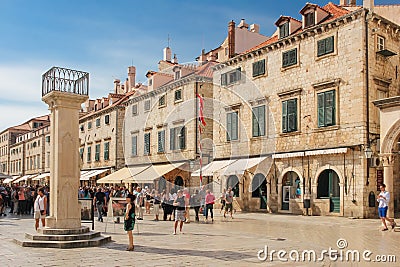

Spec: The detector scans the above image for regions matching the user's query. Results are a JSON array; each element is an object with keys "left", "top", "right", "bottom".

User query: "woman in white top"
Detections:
[{"left": 34, "top": 187, "right": 47, "bottom": 231}]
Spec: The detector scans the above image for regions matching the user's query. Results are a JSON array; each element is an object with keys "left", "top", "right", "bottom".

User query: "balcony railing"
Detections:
[{"left": 42, "top": 66, "right": 89, "bottom": 97}]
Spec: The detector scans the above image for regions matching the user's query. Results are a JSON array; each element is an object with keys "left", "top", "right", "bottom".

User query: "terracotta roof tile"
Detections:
[{"left": 195, "top": 61, "right": 217, "bottom": 78}]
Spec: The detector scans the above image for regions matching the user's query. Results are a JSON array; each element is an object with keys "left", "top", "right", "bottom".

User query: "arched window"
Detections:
[
  {"left": 227, "top": 175, "right": 239, "bottom": 197},
  {"left": 174, "top": 176, "right": 184, "bottom": 191}
]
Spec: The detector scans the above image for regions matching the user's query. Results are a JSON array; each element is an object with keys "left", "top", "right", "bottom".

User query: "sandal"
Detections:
[
  {"left": 126, "top": 246, "right": 134, "bottom": 251},
  {"left": 382, "top": 228, "right": 389, "bottom": 231}
]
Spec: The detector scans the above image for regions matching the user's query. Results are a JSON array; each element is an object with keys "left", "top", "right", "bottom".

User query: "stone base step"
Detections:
[
  {"left": 37, "top": 226, "right": 90, "bottom": 235},
  {"left": 25, "top": 231, "right": 101, "bottom": 241},
  {"left": 14, "top": 235, "right": 111, "bottom": 249},
  {"left": 394, "top": 226, "right": 400, "bottom": 232}
]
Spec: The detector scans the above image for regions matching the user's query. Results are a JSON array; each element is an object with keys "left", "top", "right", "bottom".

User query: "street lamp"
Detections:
[{"left": 364, "top": 146, "right": 373, "bottom": 159}]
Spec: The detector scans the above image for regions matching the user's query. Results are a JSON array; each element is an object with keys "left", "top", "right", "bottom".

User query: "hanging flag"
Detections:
[{"left": 196, "top": 93, "right": 206, "bottom": 126}]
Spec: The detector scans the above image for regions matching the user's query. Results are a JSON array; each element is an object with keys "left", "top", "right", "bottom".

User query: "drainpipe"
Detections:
[
  {"left": 365, "top": 8, "right": 371, "bottom": 186},
  {"left": 195, "top": 81, "right": 199, "bottom": 156},
  {"left": 115, "top": 108, "right": 119, "bottom": 171}
]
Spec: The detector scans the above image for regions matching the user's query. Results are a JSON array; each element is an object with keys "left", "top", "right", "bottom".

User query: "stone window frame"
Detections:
[
  {"left": 174, "top": 89, "right": 183, "bottom": 103},
  {"left": 131, "top": 134, "right": 138, "bottom": 157},
  {"left": 376, "top": 35, "right": 385, "bottom": 52},
  {"left": 315, "top": 32, "right": 338, "bottom": 60},
  {"left": 144, "top": 132, "right": 151, "bottom": 156},
  {"left": 312, "top": 79, "right": 341, "bottom": 131},
  {"left": 158, "top": 94, "right": 166, "bottom": 108},
  {"left": 252, "top": 58, "right": 266, "bottom": 78},
  {"left": 157, "top": 130, "right": 166, "bottom": 153},
  {"left": 252, "top": 105, "right": 266, "bottom": 138},
  {"left": 281, "top": 45, "right": 300, "bottom": 70},
  {"left": 132, "top": 104, "right": 138, "bottom": 116},
  {"left": 225, "top": 107, "right": 240, "bottom": 142},
  {"left": 144, "top": 99, "right": 151, "bottom": 112}
]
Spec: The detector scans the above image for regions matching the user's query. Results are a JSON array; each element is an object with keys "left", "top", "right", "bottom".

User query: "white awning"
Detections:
[
  {"left": 272, "top": 152, "right": 305, "bottom": 159},
  {"left": 96, "top": 166, "right": 150, "bottom": 184},
  {"left": 13, "top": 174, "right": 37, "bottom": 183},
  {"left": 305, "top": 148, "right": 348, "bottom": 156},
  {"left": 192, "top": 160, "right": 237, "bottom": 177},
  {"left": 2, "top": 177, "right": 14, "bottom": 183},
  {"left": 32, "top": 173, "right": 50, "bottom": 181},
  {"left": 222, "top": 157, "right": 268, "bottom": 176},
  {"left": 80, "top": 169, "right": 110, "bottom": 181},
  {"left": 132, "top": 162, "right": 185, "bottom": 183}
]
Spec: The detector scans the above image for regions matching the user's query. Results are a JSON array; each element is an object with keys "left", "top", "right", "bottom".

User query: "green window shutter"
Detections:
[
  {"left": 282, "top": 52, "right": 289, "bottom": 67},
  {"left": 289, "top": 49, "right": 297, "bottom": 66},
  {"left": 252, "top": 108, "right": 258, "bottom": 137},
  {"left": 226, "top": 113, "right": 232, "bottom": 141},
  {"left": 259, "top": 105, "right": 266, "bottom": 136},
  {"left": 95, "top": 144, "right": 100, "bottom": 161},
  {"left": 288, "top": 99, "right": 297, "bottom": 132},
  {"left": 221, "top": 73, "right": 227, "bottom": 86},
  {"left": 259, "top": 60, "right": 265, "bottom": 76},
  {"left": 87, "top": 146, "right": 91, "bottom": 162},
  {"left": 144, "top": 133, "right": 150, "bottom": 155},
  {"left": 325, "top": 36, "right": 334, "bottom": 54},
  {"left": 232, "top": 112, "right": 238, "bottom": 140},
  {"left": 132, "top": 136, "right": 137, "bottom": 156},
  {"left": 317, "top": 39, "right": 326, "bottom": 56},
  {"left": 282, "top": 101, "right": 288, "bottom": 133},
  {"left": 179, "top": 126, "right": 186, "bottom": 149},
  {"left": 252, "top": 62, "right": 258, "bottom": 77},
  {"left": 317, "top": 93, "right": 325, "bottom": 127},
  {"left": 170, "top": 128, "right": 176, "bottom": 150},
  {"left": 324, "top": 90, "right": 335, "bottom": 126},
  {"left": 104, "top": 142, "right": 109, "bottom": 160},
  {"left": 158, "top": 131, "right": 165, "bottom": 152}
]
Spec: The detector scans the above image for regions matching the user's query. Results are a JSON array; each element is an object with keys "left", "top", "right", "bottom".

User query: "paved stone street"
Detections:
[{"left": 1, "top": 209, "right": 399, "bottom": 267}]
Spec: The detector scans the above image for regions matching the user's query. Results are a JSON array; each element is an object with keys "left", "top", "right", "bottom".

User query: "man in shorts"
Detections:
[
  {"left": 34, "top": 187, "right": 47, "bottom": 231},
  {"left": 173, "top": 190, "right": 187, "bottom": 235},
  {"left": 224, "top": 187, "right": 234, "bottom": 219},
  {"left": 377, "top": 184, "right": 396, "bottom": 231}
]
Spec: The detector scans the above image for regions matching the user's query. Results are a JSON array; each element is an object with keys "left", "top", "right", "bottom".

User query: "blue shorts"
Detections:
[{"left": 378, "top": 206, "right": 388, "bottom": 218}]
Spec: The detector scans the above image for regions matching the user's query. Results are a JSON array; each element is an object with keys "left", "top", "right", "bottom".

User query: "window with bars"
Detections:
[
  {"left": 104, "top": 142, "right": 109, "bottom": 160},
  {"left": 170, "top": 126, "right": 186, "bottom": 150},
  {"left": 95, "top": 144, "right": 100, "bottom": 161},
  {"left": 226, "top": 111, "right": 239, "bottom": 141},
  {"left": 132, "top": 104, "right": 138, "bottom": 116},
  {"left": 279, "top": 22, "right": 289, "bottom": 39},
  {"left": 252, "top": 59, "right": 266, "bottom": 77},
  {"left": 158, "top": 95, "right": 166, "bottom": 107},
  {"left": 317, "top": 36, "right": 334, "bottom": 57},
  {"left": 144, "top": 133, "right": 151, "bottom": 155},
  {"left": 282, "top": 48, "right": 297, "bottom": 68},
  {"left": 87, "top": 146, "right": 92, "bottom": 162},
  {"left": 252, "top": 105, "right": 266, "bottom": 137},
  {"left": 144, "top": 100, "right": 151, "bottom": 111},
  {"left": 174, "top": 89, "right": 182, "bottom": 102},
  {"left": 158, "top": 130, "right": 165, "bottom": 153},
  {"left": 131, "top": 135, "right": 137, "bottom": 156},
  {"left": 282, "top": 99, "right": 298, "bottom": 133},
  {"left": 317, "top": 90, "right": 336, "bottom": 127},
  {"left": 221, "top": 68, "right": 241, "bottom": 86}
]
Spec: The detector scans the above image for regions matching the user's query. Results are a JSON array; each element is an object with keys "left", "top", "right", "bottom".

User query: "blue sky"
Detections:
[{"left": 0, "top": 0, "right": 398, "bottom": 130}]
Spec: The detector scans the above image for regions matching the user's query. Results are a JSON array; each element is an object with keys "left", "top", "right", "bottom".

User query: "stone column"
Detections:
[
  {"left": 42, "top": 91, "right": 88, "bottom": 229},
  {"left": 382, "top": 154, "right": 395, "bottom": 218}
]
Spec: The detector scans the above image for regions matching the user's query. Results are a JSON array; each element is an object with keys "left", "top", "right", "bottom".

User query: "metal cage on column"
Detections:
[{"left": 42, "top": 66, "right": 89, "bottom": 97}]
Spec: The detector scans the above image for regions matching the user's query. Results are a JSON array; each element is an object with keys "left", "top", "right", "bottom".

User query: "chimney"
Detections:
[
  {"left": 163, "top": 47, "right": 172, "bottom": 62},
  {"left": 172, "top": 53, "right": 178, "bottom": 64},
  {"left": 250, "top": 24, "right": 260, "bottom": 33},
  {"left": 113, "top": 79, "right": 121, "bottom": 94},
  {"left": 127, "top": 66, "right": 136, "bottom": 91},
  {"left": 238, "top": 19, "right": 249, "bottom": 29},
  {"left": 349, "top": 0, "right": 356, "bottom": 5},
  {"left": 340, "top": 0, "right": 348, "bottom": 5},
  {"left": 228, "top": 20, "right": 235, "bottom": 59},
  {"left": 199, "top": 49, "right": 207, "bottom": 65},
  {"left": 363, "top": 0, "right": 374, "bottom": 11}
]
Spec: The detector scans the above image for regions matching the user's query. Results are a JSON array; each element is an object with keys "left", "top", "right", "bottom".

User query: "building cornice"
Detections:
[{"left": 213, "top": 9, "right": 366, "bottom": 71}]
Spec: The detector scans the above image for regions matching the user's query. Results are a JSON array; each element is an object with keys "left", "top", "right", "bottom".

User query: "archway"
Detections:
[
  {"left": 317, "top": 169, "right": 340, "bottom": 213},
  {"left": 281, "top": 171, "right": 301, "bottom": 210},
  {"left": 174, "top": 176, "right": 184, "bottom": 191},
  {"left": 251, "top": 173, "right": 267, "bottom": 209},
  {"left": 227, "top": 175, "right": 239, "bottom": 197}
]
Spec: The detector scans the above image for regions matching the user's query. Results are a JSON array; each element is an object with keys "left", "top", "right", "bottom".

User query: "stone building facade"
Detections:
[
  {"left": 207, "top": 1, "right": 400, "bottom": 218},
  {"left": 123, "top": 53, "right": 215, "bottom": 192}
]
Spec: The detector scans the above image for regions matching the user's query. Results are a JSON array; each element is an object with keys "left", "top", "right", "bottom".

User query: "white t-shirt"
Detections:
[
  {"left": 377, "top": 191, "right": 390, "bottom": 208},
  {"left": 34, "top": 195, "right": 46, "bottom": 212}
]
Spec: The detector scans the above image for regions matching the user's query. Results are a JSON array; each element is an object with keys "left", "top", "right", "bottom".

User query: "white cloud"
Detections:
[{"left": 0, "top": 102, "right": 49, "bottom": 131}]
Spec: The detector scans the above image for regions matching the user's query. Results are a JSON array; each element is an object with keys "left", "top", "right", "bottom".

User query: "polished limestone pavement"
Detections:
[{"left": 0, "top": 209, "right": 399, "bottom": 266}]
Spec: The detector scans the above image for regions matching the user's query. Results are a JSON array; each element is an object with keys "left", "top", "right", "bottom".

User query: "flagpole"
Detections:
[{"left": 198, "top": 95, "right": 203, "bottom": 187}]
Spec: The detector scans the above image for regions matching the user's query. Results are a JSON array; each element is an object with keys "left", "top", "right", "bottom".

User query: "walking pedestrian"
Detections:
[
  {"left": 34, "top": 187, "right": 47, "bottom": 231},
  {"left": 190, "top": 189, "right": 201, "bottom": 222},
  {"left": 377, "top": 184, "right": 396, "bottom": 231},
  {"left": 183, "top": 188, "right": 191, "bottom": 223},
  {"left": 173, "top": 190, "right": 187, "bottom": 235},
  {"left": 152, "top": 190, "right": 161, "bottom": 221},
  {"left": 224, "top": 187, "right": 234, "bottom": 219},
  {"left": 124, "top": 194, "right": 136, "bottom": 251},
  {"left": 135, "top": 187, "right": 144, "bottom": 220},
  {"left": 204, "top": 189, "right": 215, "bottom": 223},
  {"left": 220, "top": 188, "right": 226, "bottom": 213},
  {"left": 93, "top": 188, "right": 106, "bottom": 222}
]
